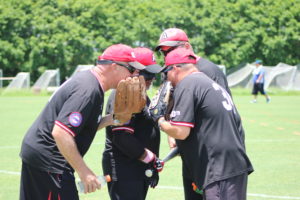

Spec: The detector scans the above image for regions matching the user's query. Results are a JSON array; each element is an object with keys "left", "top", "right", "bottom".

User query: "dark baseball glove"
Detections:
[
  {"left": 148, "top": 81, "right": 173, "bottom": 122},
  {"left": 146, "top": 157, "right": 164, "bottom": 188},
  {"left": 113, "top": 76, "right": 146, "bottom": 125}
]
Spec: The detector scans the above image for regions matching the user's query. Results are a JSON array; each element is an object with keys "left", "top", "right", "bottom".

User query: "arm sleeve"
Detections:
[
  {"left": 55, "top": 91, "right": 94, "bottom": 137},
  {"left": 111, "top": 126, "right": 146, "bottom": 160},
  {"left": 170, "top": 87, "right": 195, "bottom": 128}
]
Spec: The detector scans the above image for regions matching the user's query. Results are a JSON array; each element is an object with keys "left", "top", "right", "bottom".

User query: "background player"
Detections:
[
  {"left": 19, "top": 44, "right": 145, "bottom": 200},
  {"left": 251, "top": 59, "right": 271, "bottom": 103},
  {"left": 156, "top": 48, "right": 253, "bottom": 200},
  {"left": 102, "top": 47, "right": 164, "bottom": 200}
]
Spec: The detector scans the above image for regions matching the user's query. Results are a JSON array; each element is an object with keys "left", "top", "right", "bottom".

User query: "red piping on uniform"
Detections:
[
  {"left": 48, "top": 191, "right": 52, "bottom": 200},
  {"left": 55, "top": 120, "right": 76, "bottom": 137},
  {"left": 170, "top": 121, "right": 194, "bottom": 128},
  {"left": 112, "top": 127, "right": 134, "bottom": 134},
  {"left": 58, "top": 194, "right": 61, "bottom": 200}
]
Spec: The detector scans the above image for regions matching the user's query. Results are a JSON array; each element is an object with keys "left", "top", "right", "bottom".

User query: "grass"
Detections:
[{"left": 0, "top": 88, "right": 300, "bottom": 200}]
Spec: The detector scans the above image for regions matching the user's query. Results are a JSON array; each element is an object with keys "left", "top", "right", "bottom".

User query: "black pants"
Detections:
[
  {"left": 107, "top": 179, "right": 149, "bottom": 200},
  {"left": 183, "top": 177, "right": 203, "bottom": 200},
  {"left": 19, "top": 161, "right": 79, "bottom": 200}
]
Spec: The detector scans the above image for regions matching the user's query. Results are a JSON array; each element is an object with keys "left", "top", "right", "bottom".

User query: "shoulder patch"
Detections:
[{"left": 69, "top": 112, "right": 82, "bottom": 127}]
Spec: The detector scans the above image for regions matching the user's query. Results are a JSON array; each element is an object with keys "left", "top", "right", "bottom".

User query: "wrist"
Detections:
[
  {"left": 142, "top": 149, "right": 155, "bottom": 163},
  {"left": 158, "top": 117, "right": 166, "bottom": 130}
]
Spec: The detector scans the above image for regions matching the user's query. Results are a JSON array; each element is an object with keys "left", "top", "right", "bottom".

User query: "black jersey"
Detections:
[
  {"left": 196, "top": 57, "right": 231, "bottom": 96},
  {"left": 20, "top": 70, "right": 104, "bottom": 174},
  {"left": 170, "top": 72, "right": 253, "bottom": 189},
  {"left": 102, "top": 90, "right": 160, "bottom": 181}
]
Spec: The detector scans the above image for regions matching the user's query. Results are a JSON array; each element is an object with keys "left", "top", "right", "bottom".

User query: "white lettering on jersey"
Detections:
[
  {"left": 170, "top": 110, "right": 181, "bottom": 118},
  {"left": 212, "top": 82, "right": 234, "bottom": 111}
]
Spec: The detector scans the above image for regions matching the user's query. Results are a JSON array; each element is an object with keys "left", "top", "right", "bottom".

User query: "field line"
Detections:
[
  {"left": 157, "top": 186, "right": 300, "bottom": 199},
  {"left": 1, "top": 170, "right": 300, "bottom": 200},
  {"left": 0, "top": 170, "right": 20, "bottom": 175}
]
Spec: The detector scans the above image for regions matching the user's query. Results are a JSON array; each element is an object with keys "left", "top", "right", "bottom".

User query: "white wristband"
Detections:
[{"left": 142, "top": 149, "right": 155, "bottom": 163}]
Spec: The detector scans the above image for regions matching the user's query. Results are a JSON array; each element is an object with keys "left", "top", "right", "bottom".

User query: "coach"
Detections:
[
  {"left": 158, "top": 48, "right": 253, "bottom": 200},
  {"left": 19, "top": 44, "right": 145, "bottom": 200}
]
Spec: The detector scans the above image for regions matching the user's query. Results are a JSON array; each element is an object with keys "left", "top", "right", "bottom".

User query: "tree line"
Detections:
[{"left": 0, "top": 0, "right": 299, "bottom": 83}]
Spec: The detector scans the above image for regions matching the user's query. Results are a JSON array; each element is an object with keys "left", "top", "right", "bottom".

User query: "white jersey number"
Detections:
[{"left": 212, "top": 83, "right": 234, "bottom": 111}]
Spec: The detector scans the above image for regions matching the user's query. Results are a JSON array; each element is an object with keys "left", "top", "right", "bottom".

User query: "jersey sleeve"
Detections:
[
  {"left": 170, "top": 87, "right": 195, "bottom": 128},
  {"left": 111, "top": 124, "right": 146, "bottom": 160},
  {"left": 54, "top": 92, "right": 94, "bottom": 137}
]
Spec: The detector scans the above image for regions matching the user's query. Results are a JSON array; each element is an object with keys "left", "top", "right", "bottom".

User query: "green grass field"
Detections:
[{"left": 0, "top": 89, "right": 300, "bottom": 200}]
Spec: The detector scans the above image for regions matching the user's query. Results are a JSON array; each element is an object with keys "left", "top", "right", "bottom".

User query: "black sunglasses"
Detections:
[
  {"left": 163, "top": 66, "right": 174, "bottom": 73},
  {"left": 159, "top": 46, "right": 179, "bottom": 56},
  {"left": 139, "top": 70, "right": 156, "bottom": 81},
  {"left": 114, "top": 62, "right": 136, "bottom": 74}
]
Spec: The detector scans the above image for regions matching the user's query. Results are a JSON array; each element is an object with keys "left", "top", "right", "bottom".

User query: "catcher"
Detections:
[{"left": 102, "top": 47, "right": 165, "bottom": 200}]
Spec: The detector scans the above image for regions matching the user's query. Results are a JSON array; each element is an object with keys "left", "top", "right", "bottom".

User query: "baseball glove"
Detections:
[
  {"left": 148, "top": 81, "right": 173, "bottom": 122},
  {"left": 113, "top": 76, "right": 146, "bottom": 125}
]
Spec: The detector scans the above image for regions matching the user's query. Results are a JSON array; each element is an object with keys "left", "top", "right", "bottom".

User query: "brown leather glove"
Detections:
[{"left": 113, "top": 76, "right": 146, "bottom": 125}]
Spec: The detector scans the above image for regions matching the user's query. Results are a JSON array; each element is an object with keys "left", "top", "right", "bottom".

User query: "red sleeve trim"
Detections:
[
  {"left": 170, "top": 121, "right": 194, "bottom": 128},
  {"left": 55, "top": 120, "right": 76, "bottom": 137},
  {"left": 112, "top": 127, "right": 134, "bottom": 134}
]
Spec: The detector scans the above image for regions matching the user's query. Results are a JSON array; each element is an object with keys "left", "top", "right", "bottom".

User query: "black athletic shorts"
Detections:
[
  {"left": 19, "top": 161, "right": 79, "bottom": 200},
  {"left": 203, "top": 173, "right": 248, "bottom": 200},
  {"left": 252, "top": 83, "right": 266, "bottom": 95}
]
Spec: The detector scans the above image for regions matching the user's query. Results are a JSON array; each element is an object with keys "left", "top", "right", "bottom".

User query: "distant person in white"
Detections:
[{"left": 251, "top": 59, "right": 271, "bottom": 103}]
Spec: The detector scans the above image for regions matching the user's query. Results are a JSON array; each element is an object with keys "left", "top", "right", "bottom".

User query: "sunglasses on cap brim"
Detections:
[
  {"left": 97, "top": 60, "right": 136, "bottom": 74},
  {"left": 159, "top": 46, "right": 179, "bottom": 56}
]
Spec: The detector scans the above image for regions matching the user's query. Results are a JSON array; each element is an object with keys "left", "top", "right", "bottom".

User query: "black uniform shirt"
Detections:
[
  {"left": 197, "top": 57, "right": 245, "bottom": 152},
  {"left": 196, "top": 57, "right": 231, "bottom": 96},
  {"left": 20, "top": 70, "right": 104, "bottom": 174},
  {"left": 170, "top": 72, "right": 253, "bottom": 189},
  {"left": 102, "top": 90, "right": 160, "bottom": 181}
]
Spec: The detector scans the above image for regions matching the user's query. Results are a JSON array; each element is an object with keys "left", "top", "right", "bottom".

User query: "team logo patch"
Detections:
[
  {"left": 160, "top": 29, "right": 176, "bottom": 40},
  {"left": 69, "top": 112, "right": 82, "bottom": 127}
]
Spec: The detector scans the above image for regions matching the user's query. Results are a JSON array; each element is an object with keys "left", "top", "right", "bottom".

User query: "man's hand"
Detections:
[
  {"left": 167, "top": 136, "right": 177, "bottom": 149},
  {"left": 78, "top": 169, "right": 101, "bottom": 194},
  {"left": 153, "top": 157, "right": 164, "bottom": 172},
  {"left": 146, "top": 157, "right": 164, "bottom": 188}
]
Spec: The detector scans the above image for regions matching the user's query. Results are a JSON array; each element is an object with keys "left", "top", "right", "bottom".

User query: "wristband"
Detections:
[{"left": 142, "top": 149, "right": 155, "bottom": 163}]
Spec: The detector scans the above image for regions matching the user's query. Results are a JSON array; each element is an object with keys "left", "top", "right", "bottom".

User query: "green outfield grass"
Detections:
[{"left": 0, "top": 89, "right": 300, "bottom": 200}]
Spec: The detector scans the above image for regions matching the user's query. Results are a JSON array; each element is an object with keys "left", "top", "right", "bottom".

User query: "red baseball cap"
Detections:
[
  {"left": 164, "top": 48, "right": 197, "bottom": 66},
  {"left": 133, "top": 47, "right": 163, "bottom": 73},
  {"left": 155, "top": 28, "right": 189, "bottom": 51},
  {"left": 98, "top": 44, "right": 145, "bottom": 70}
]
